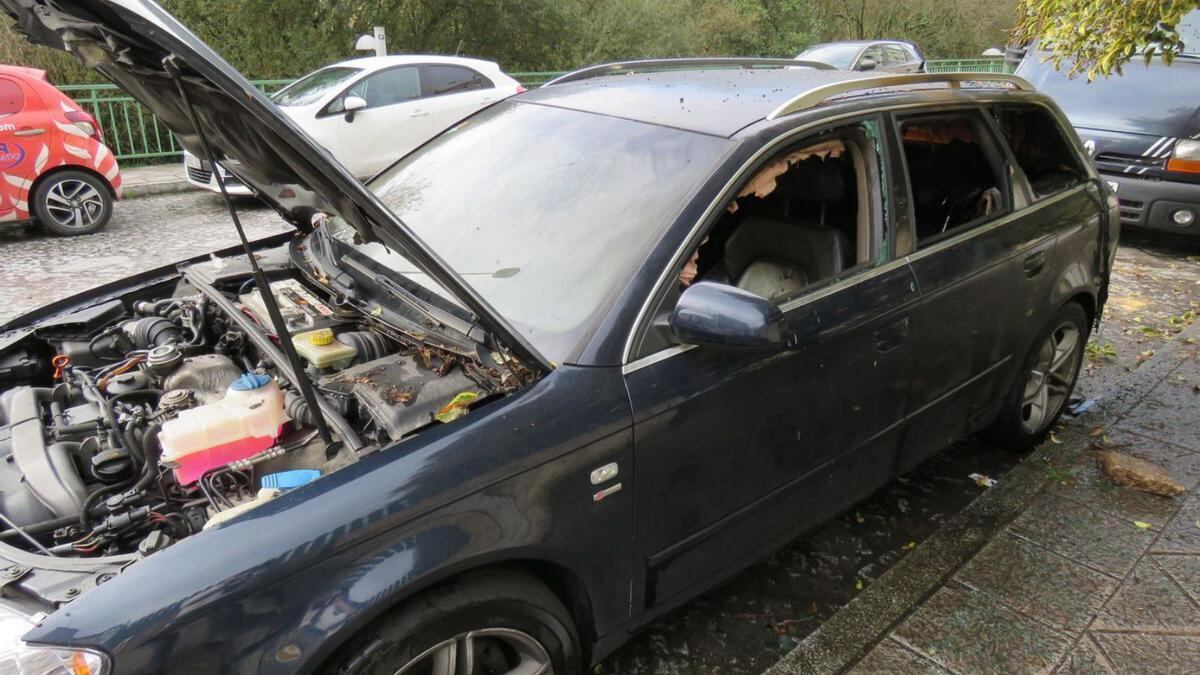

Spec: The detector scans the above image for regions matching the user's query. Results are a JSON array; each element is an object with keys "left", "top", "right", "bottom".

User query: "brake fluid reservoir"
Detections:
[
  {"left": 158, "top": 373, "right": 289, "bottom": 484},
  {"left": 292, "top": 328, "right": 357, "bottom": 369}
]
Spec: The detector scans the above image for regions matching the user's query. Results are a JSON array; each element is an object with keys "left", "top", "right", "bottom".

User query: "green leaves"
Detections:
[{"left": 1016, "top": 0, "right": 1200, "bottom": 79}]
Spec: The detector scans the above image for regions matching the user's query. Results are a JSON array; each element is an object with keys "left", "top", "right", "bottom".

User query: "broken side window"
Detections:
[{"left": 994, "top": 105, "right": 1089, "bottom": 199}]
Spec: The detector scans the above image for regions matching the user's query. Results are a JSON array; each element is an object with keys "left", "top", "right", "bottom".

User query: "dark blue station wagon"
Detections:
[{"left": 0, "top": 2, "right": 1117, "bottom": 674}]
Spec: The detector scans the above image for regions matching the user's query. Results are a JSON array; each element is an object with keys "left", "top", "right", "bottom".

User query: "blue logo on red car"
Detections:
[{"left": 0, "top": 141, "right": 26, "bottom": 170}]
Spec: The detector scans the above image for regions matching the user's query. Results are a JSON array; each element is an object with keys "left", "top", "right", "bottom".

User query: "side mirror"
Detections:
[
  {"left": 857, "top": 57, "right": 878, "bottom": 71},
  {"left": 669, "top": 282, "right": 787, "bottom": 349},
  {"left": 342, "top": 95, "right": 367, "bottom": 122}
]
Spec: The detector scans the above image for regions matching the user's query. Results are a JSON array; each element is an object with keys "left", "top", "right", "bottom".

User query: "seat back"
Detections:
[{"left": 724, "top": 217, "right": 850, "bottom": 291}]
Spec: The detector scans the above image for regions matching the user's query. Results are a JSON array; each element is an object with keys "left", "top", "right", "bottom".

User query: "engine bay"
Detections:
[{"left": 0, "top": 239, "right": 525, "bottom": 566}]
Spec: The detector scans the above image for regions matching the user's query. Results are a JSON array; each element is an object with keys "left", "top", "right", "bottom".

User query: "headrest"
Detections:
[{"left": 774, "top": 158, "right": 845, "bottom": 205}]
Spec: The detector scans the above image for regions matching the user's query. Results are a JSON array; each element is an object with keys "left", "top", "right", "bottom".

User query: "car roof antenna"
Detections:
[{"left": 164, "top": 56, "right": 338, "bottom": 453}]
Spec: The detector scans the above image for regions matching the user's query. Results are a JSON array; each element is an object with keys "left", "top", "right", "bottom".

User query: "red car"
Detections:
[{"left": 0, "top": 64, "right": 121, "bottom": 235}]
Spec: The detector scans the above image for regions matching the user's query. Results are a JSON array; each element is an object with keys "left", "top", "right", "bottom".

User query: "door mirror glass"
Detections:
[
  {"left": 670, "top": 282, "right": 787, "bottom": 349},
  {"left": 857, "top": 57, "right": 878, "bottom": 71},
  {"left": 342, "top": 95, "right": 367, "bottom": 121}
]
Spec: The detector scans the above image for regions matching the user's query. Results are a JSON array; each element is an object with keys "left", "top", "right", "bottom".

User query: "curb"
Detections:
[
  {"left": 121, "top": 179, "right": 193, "bottom": 199},
  {"left": 765, "top": 318, "right": 1200, "bottom": 675}
]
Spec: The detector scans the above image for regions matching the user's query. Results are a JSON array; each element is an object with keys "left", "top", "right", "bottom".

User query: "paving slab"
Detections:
[{"left": 118, "top": 161, "right": 191, "bottom": 198}]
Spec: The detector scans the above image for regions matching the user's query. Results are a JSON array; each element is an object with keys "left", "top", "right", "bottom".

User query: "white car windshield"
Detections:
[
  {"left": 327, "top": 102, "right": 730, "bottom": 363},
  {"left": 272, "top": 67, "right": 362, "bottom": 107}
]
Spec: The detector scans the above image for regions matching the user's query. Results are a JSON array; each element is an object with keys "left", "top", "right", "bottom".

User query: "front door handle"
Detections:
[
  {"left": 1023, "top": 251, "right": 1046, "bottom": 278},
  {"left": 874, "top": 317, "right": 909, "bottom": 353},
  {"left": 12, "top": 127, "right": 46, "bottom": 137}
]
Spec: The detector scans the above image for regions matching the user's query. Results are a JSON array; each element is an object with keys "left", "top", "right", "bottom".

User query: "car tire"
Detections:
[
  {"left": 982, "top": 302, "right": 1089, "bottom": 452},
  {"left": 31, "top": 169, "right": 113, "bottom": 236},
  {"left": 325, "top": 569, "right": 582, "bottom": 675}
]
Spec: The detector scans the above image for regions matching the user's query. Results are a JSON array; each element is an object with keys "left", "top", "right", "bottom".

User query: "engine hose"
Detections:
[
  {"left": 0, "top": 514, "right": 80, "bottom": 540},
  {"left": 122, "top": 420, "right": 146, "bottom": 469},
  {"left": 109, "top": 389, "right": 163, "bottom": 407},
  {"left": 132, "top": 422, "right": 163, "bottom": 492}
]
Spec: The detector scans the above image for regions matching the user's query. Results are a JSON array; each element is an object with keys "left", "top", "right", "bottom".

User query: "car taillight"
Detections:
[
  {"left": 64, "top": 109, "right": 103, "bottom": 143},
  {"left": 516, "top": 85, "right": 527, "bottom": 94}
]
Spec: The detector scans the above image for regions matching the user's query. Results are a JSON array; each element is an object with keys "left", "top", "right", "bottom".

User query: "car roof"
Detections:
[
  {"left": 0, "top": 64, "right": 48, "bottom": 81},
  {"left": 333, "top": 54, "right": 502, "bottom": 73},
  {"left": 518, "top": 67, "right": 883, "bottom": 137}
]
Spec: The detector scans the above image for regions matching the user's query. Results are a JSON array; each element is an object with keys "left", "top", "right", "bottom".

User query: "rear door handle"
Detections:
[
  {"left": 13, "top": 127, "right": 46, "bottom": 136},
  {"left": 1023, "top": 251, "right": 1046, "bottom": 277},
  {"left": 874, "top": 316, "right": 909, "bottom": 353}
]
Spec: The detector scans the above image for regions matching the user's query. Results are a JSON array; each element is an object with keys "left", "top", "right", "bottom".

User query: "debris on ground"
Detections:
[
  {"left": 968, "top": 473, "right": 997, "bottom": 488},
  {"left": 1096, "top": 449, "right": 1186, "bottom": 497}
]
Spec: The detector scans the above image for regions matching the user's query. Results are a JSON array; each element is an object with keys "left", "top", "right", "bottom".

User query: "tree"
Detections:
[{"left": 1016, "top": 0, "right": 1200, "bottom": 78}]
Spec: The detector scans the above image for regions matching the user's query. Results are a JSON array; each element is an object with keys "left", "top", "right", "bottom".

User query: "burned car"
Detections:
[{"left": 0, "top": 2, "right": 1117, "bottom": 674}]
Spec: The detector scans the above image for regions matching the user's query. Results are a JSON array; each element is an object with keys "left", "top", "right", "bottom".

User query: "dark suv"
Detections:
[{"left": 0, "top": 2, "right": 1116, "bottom": 673}]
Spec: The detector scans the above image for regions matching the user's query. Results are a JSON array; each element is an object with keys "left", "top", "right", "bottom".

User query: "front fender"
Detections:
[{"left": 27, "top": 365, "right": 634, "bottom": 674}]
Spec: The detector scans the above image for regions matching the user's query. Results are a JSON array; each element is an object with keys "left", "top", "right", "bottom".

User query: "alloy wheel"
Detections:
[
  {"left": 393, "top": 628, "right": 553, "bottom": 675},
  {"left": 42, "top": 178, "right": 106, "bottom": 230},
  {"left": 1020, "top": 321, "right": 1081, "bottom": 435}
]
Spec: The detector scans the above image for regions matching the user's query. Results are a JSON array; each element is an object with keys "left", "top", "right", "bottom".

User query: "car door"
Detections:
[
  {"left": 624, "top": 118, "right": 920, "bottom": 621},
  {"left": 328, "top": 65, "right": 434, "bottom": 176},
  {"left": 421, "top": 64, "right": 500, "bottom": 131},
  {"left": 892, "top": 108, "right": 1051, "bottom": 471},
  {"left": 0, "top": 74, "right": 46, "bottom": 222}
]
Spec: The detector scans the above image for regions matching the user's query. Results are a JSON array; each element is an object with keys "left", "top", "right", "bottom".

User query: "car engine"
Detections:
[{"left": 0, "top": 244, "right": 519, "bottom": 562}]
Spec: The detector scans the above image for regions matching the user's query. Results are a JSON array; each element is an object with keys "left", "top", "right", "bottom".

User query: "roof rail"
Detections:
[
  {"left": 766, "top": 72, "right": 1034, "bottom": 120},
  {"left": 543, "top": 58, "right": 834, "bottom": 86}
]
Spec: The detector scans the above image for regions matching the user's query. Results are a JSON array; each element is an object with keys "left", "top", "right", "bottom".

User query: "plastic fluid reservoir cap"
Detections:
[
  {"left": 231, "top": 372, "right": 271, "bottom": 391},
  {"left": 307, "top": 328, "right": 335, "bottom": 346},
  {"left": 261, "top": 469, "right": 321, "bottom": 490}
]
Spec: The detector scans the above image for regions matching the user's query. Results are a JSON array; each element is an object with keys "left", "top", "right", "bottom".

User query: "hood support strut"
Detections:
[{"left": 165, "top": 56, "right": 338, "bottom": 456}]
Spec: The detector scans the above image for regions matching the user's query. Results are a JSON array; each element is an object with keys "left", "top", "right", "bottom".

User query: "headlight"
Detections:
[
  {"left": 0, "top": 603, "right": 107, "bottom": 675},
  {"left": 1168, "top": 139, "right": 1200, "bottom": 173}
]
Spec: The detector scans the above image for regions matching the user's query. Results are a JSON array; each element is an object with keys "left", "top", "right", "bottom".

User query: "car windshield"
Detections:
[
  {"left": 798, "top": 43, "right": 862, "bottom": 69},
  {"left": 271, "top": 66, "right": 362, "bottom": 106},
  {"left": 326, "top": 102, "right": 730, "bottom": 363}
]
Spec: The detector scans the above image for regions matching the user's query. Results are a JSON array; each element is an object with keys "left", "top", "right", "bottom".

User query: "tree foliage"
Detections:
[
  {"left": 1015, "top": 0, "right": 1200, "bottom": 78},
  {"left": 4, "top": 0, "right": 1013, "bottom": 85}
]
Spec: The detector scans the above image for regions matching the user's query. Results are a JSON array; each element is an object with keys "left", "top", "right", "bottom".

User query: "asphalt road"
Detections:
[
  {"left": 1, "top": 192, "right": 1197, "bottom": 673},
  {"left": 0, "top": 191, "right": 287, "bottom": 325}
]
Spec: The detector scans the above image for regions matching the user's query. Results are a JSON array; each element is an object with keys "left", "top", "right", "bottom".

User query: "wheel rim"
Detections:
[
  {"left": 1020, "top": 321, "right": 1081, "bottom": 435},
  {"left": 393, "top": 628, "right": 553, "bottom": 675},
  {"left": 43, "top": 179, "right": 105, "bottom": 230}
]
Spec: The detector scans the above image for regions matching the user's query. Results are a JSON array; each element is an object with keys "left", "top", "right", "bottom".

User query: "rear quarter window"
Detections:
[
  {"left": 423, "top": 65, "right": 493, "bottom": 96},
  {"left": 994, "top": 105, "right": 1089, "bottom": 198},
  {"left": 0, "top": 78, "right": 25, "bottom": 117}
]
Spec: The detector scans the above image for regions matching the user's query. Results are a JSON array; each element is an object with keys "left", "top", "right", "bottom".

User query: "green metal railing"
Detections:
[
  {"left": 56, "top": 60, "right": 1011, "bottom": 163},
  {"left": 56, "top": 79, "right": 294, "bottom": 162}
]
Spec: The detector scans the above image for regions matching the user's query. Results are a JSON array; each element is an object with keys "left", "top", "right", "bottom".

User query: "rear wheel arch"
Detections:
[{"left": 30, "top": 163, "right": 117, "bottom": 201}]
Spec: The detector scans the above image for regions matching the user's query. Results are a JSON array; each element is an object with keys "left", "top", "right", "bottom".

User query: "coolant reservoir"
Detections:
[
  {"left": 293, "top": 328, "right": 357, "bottom": 369},
  {"left": 158, "top": 373, "right": 289, "bottom": 484}
]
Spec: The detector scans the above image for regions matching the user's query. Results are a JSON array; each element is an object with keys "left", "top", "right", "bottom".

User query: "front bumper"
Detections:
[
  {"left": 182, "top": 155, "right": 254, "bottom": 197},
  {"left": 1103, "top": 172, "right": 1200, "bottom": 236}
]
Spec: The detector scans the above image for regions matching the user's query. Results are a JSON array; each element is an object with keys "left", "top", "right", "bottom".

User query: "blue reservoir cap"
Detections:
[
  {"left": 231, "top": 372, "right": 271, "bottom": 391},
  {"left": 261, "top": 469, "right": 321, "bottom": 490}
]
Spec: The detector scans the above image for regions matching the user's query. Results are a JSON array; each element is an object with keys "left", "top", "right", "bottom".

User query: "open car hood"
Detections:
[{"left": 1, "top": 0, "right": 551, "bottom": 373}]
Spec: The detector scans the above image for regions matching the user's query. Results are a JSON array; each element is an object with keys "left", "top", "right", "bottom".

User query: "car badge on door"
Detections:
[{"left": 1083, "top": 139, "right": 1097, "bottom": 157}]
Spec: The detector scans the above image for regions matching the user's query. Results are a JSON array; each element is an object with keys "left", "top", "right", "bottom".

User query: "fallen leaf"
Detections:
[
  {"left": 855, "top": 579, "right": 863, "bottom": 590},
  {"left": 1089, "top": 426, "right": 1105, "bottom": 437},
  {"left": 854, "top": 511, "right": 865, "bottom": 524},
  {"left": 1134, "top": 521, "right": 1151, "bottom": 530},
  {"left": 903, "top": 541, "right": 917, "bottom": 551},
  {"left": 1049, "top": 431, "right": 1063, "bottom": 444}
]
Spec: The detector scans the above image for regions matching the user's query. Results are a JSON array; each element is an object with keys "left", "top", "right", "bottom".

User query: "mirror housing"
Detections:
[
  {"left": 342, "top": 95, "right": 367, "bottom": 122},
  {"left": 857, "top": 57, "right": 878, "bottom": 71},
  {"left": 670, "top": 282, "right": 788, "bottom": 349}
]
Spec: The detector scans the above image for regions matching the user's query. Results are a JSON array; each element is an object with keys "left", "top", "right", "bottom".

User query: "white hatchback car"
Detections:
[{"left": 183, "top": 55, "right": 524, "bottom": 194}]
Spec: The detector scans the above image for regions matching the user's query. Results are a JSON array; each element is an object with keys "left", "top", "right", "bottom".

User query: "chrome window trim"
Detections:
[{"left": 619, "top": 97, "right": 1084, "bottom": 372}]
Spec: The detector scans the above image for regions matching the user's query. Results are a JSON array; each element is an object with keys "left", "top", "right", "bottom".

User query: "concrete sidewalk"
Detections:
[
  {"left": 119, "top": 161, "right": 190, "bottom": 198},
  {"left": 769, "top": 318, "right": 1200, "bottom": 674}
]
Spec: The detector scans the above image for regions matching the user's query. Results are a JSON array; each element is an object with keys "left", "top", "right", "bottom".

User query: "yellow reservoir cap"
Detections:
[{"left": 307, "top": 328, "right": 334, "bottom": 345}]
